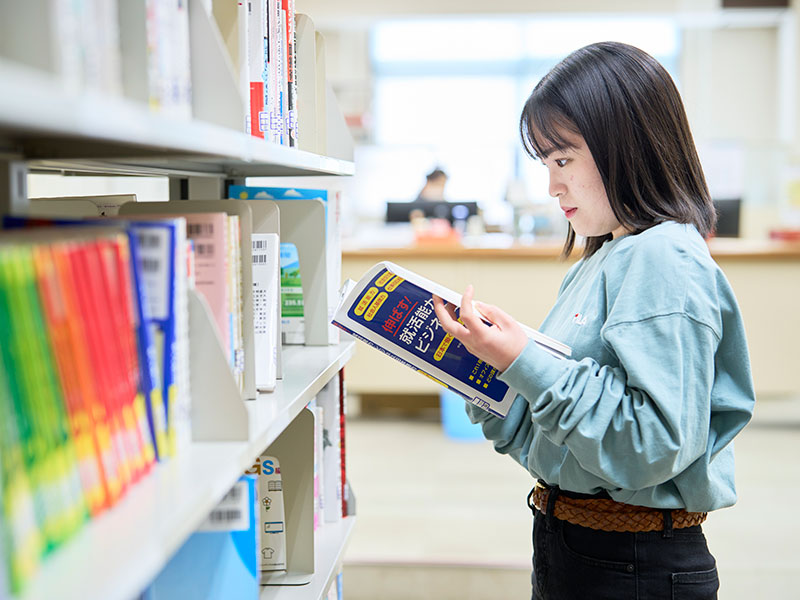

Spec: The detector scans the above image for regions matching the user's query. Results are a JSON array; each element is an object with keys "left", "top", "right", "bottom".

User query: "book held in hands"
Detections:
[{"left": 332, "top": 262, "right": 571, "bottom": 419}]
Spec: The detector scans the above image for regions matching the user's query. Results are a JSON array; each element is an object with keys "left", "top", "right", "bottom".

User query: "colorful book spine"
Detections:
[
  {"left": 129, "top": 221, "right": 180, "bottom": 459},
  {"left": 338, "top": 368, "right": 349, "bottom": 517},
  {"left": 247, "top": 0, "right": 267, "bottom": 138},
  {"left": 32, "top": 244, "right": 108, "bottom": 516}
]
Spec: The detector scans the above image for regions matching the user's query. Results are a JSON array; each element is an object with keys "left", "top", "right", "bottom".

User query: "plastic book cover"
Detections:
[
  {"left": 333, "top": 262, "right": 571, "bottom": 419},
  {"left": 144, "top": 475, "right": 259, "bottom": 600}
]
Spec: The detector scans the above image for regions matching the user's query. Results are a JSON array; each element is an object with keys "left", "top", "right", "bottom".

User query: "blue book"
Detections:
[
  {"left": 144, "top": 475, "right": 259, "bottom": 600},
  {"left": 333, "top": 261, "right": 571, "bottom": 418}
]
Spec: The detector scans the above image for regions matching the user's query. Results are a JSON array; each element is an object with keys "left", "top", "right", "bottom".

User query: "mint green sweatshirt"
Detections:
[{"left": 467, "top": 222, "right": 755, "bottom": 512}]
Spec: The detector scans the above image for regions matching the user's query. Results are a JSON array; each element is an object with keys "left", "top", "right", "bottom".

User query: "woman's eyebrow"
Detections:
[{"left": 537, "top": 144, "right": 574, "bottom": 159}]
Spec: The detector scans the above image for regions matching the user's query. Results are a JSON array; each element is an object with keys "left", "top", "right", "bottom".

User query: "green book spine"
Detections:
[{"left": 0, "top": 250, "right": 43, "bottom": 594}]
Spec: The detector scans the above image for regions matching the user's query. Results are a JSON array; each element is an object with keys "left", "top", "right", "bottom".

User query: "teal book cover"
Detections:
[{"left": 144, "top": 475, "right": 259, "bottom": 600}]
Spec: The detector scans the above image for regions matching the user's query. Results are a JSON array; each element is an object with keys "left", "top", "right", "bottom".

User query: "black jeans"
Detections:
[{"left": 530, "top": 490, "right": 719, "bottom": 599}]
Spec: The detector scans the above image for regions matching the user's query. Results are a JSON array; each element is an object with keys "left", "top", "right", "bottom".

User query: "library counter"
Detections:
[{"left": 342, "top": 238, "right": 800, "bottom": 398}]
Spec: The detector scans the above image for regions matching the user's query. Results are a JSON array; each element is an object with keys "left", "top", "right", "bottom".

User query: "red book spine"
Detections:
[
  {"left": 338, "top": 367, "right": 348, "bottom": 517},
  {"left": 97, "top": 237, "right": 149, "bottom": 483},
  {"left": 70, "top": 242, "right": 130, "bottom": 503},
  {"left": 33, "top": 244, "right": 107, "bottom": 516}
]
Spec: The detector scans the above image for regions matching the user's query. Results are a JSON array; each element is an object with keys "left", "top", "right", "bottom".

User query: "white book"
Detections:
[
  {"left": 28, "top": 194, "right": 137, "bottom": 217},
  {"left": 311, "top": 402, "right": 324, "bottom": 532},
  {"left": 252, "top": 233, "right": 279, "bottom": 391}
]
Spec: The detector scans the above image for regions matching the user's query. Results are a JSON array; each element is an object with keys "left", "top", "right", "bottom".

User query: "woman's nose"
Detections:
[{"left": 549, "top": 173, "right": 566, "bottom": 198}]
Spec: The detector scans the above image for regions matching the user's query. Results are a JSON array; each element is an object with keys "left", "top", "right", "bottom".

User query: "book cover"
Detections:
[
  {"left": 244, "top": 455, "right": 287, "bottom": 572},
  {"left": 332, "top": 262, "right": 571, "bottom": 419},
  {"left": 185, "top": 213, "right": 231, "bottom": 370},
  {"left": 251, "top": 233, "right": 279, "bottom": 391},
  {"left": 279, "top": 242, "right": 304, "bottom": 344},
  {"left": 144, "top": 475, "right": 259, "bottom": 600},
  {"left": 247, "top": 0, "right": 267, "bottom": 138}
]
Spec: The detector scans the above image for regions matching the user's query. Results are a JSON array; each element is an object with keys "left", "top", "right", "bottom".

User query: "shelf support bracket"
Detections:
[{"left": 0, "top": 159, "right": 29, "bottom": 215}]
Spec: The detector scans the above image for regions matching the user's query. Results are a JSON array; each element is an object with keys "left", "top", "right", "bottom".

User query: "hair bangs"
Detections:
[{"left": 520, "top": 98, "right": 579, "bottom": 162}]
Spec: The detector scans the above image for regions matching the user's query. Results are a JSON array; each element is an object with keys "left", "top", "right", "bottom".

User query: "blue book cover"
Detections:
[
  {"left": 144, "top": 475, "right": 259, "bottom": 600},
  {"left": 333, "top": 261, "right": 571, "bottom": 418},
  {"left": 126, "top": 221, "right": 179, "bottom": 459}
]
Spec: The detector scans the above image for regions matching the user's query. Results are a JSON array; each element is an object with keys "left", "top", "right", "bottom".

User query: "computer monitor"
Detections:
[
  {"left": 713, "top": 198, "right": 741, "bottom": 238},
  {"left": 385, "top": 200, "right": 479, "bottom": 224}
]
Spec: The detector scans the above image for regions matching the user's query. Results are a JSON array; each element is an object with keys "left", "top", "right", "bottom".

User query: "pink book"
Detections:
[{"left": 184, "top": 213, "right": 230, "bottom": 355}]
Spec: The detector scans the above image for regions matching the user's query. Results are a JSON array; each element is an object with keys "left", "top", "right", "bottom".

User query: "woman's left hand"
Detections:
[{"left": 432, "top": 284, "right": 528, "bottom": 372}]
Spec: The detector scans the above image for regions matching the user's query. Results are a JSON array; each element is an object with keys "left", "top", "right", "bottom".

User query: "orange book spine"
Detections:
[
  {"left": 33, "top": 244, "right": 107, "bottom": 516},
  {"left": 97, "top": 237, "right": 150, "bottom": 482},
  {"left": 67, "top": 242, "right": 129, "bottom": 504}
]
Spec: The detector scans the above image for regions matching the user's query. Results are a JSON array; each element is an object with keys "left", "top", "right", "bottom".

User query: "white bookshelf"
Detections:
[
  {"left": 0, "top": 58, "right": 354, "bottom": 180},
  {"left": 262, "top": 517, "right": 356, "bottom": 600},
  {"left": 17, "top": 342, "right": 355, "bottom": 600},
  {"left": 0, "top": 2, "right": 356, "bottom": 598}
]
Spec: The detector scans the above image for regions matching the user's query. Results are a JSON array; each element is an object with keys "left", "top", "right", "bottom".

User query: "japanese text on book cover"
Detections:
[{"left": 333, "top": 262, "right": 570, "bottom": 419}]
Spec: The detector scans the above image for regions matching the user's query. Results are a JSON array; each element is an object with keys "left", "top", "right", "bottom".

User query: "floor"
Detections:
[{"left": 340, "top": 394, "right": 800, "bottom": 599}]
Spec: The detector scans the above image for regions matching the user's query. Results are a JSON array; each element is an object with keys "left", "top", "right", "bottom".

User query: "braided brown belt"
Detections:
[{"left": 530, "top": 484, "right": 707, "bottom": 533}]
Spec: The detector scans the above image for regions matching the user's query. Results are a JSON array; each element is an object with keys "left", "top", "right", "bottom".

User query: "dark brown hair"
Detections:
[{"left": 520, "top": 41, "right": 715, "bottom": 258}]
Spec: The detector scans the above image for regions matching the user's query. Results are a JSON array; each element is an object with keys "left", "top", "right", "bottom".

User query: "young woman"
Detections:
[{"left": 432, "top": 42, "right": 755, "bottom": 600}]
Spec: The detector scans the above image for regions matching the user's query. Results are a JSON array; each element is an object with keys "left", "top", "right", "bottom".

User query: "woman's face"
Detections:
[{"left": 539, "top": 128, "right": 627, "bottom": 239}]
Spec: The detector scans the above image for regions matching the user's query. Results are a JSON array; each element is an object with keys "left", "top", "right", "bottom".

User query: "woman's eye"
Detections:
[{"left": 555, "top": 158, "right": 568, "bottom": 167}]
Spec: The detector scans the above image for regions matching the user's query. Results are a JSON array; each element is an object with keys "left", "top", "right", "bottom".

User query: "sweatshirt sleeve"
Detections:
[{"left": 498, "top": 307, "right": 735, "bottom": 491}]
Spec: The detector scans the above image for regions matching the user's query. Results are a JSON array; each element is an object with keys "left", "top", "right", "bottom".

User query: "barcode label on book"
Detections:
[
  {"left": 197, "top": 480, "right": 250, "bottom": 532},
  {"left": 132, "top": 226, "right": 171, "bottom": 319},
  {"left": 188, "top": 223, "right": 214, "bottom": 236}
]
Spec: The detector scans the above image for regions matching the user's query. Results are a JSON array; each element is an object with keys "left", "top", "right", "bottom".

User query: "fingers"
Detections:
[
  {"left": 458, "top": 284, "right": 484, "bottom": 331},
  {"left": 475, "top": 301, "right": 513, "bottom": 329},
  {"left": 433, "top": 295, "right": 467, "bottom": 338}
]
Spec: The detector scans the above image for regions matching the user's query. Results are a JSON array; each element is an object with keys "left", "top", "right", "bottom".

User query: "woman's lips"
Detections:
[{"left": 562, "top": 207, "right": 577, "bottom": 218}]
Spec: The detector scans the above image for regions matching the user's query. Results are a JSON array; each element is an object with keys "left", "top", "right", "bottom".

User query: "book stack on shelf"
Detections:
[
  {"left": 0, "top": 193, "right": 352, "bottom": 598},
  {"left": 0, "top": 1, "right": 356, "bottom": 598},
  {"left": 0, "top": 227, "right": 170, "bottom": 595}
]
